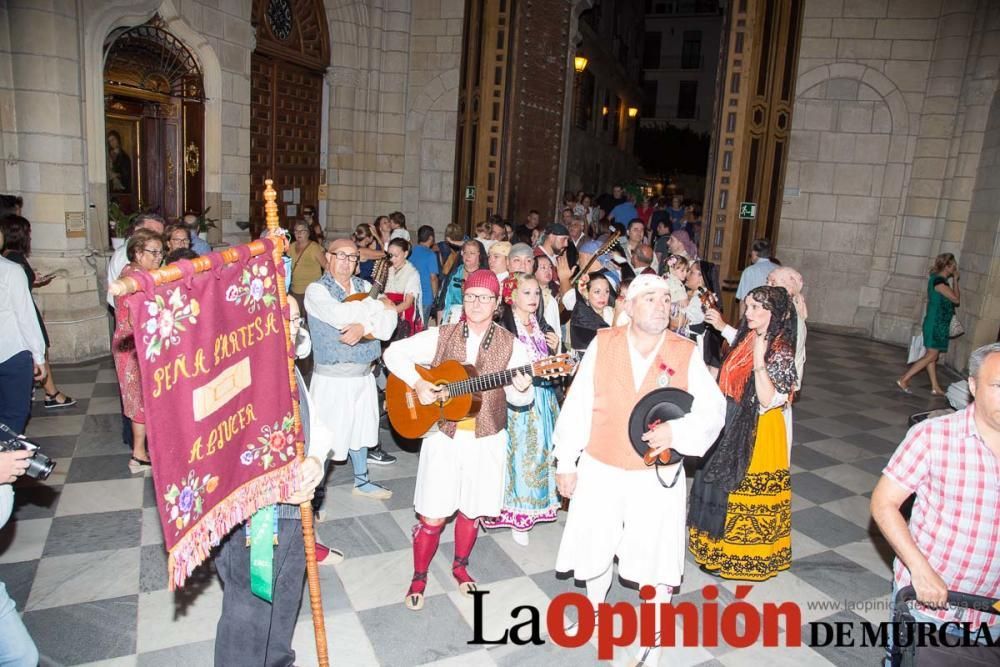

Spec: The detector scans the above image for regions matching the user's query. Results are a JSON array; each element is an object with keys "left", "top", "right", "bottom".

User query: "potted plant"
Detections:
[
  {"left": 108, "top": 200, "right": 138, "bottom": 250},
  {"left": 194, "top": 207, "right": 218, "bottom": 241}
]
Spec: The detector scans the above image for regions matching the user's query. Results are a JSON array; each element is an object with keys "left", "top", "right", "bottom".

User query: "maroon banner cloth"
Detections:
[{"left": 125, "top": 240, "right": 301, "bottom": 587}]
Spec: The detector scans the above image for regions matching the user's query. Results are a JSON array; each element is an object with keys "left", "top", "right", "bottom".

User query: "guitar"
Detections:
[
  {"left": 344, "top": 259, "right": 389, "bottom": 340},
  {"left": 571, "top": 229, "right": 621, "bottom": 287},
  {"left": 386, "top": 352, "right": 578, "bottom": 438}
]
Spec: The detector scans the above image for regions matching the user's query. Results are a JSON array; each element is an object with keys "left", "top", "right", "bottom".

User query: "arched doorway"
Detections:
[
  {"left": 103, "top": 15, "right": 205, "bottom": 226},
  {"left": 249, "top": 0, "right": 330, "bottom": 238}
]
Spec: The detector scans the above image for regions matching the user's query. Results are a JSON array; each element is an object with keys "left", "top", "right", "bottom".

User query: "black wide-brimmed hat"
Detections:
[{"left": 628, "top": 387, "right": 694, "bottom": 468}]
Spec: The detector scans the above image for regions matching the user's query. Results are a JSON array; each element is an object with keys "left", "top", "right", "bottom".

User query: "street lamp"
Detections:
[
  {"left": 627, "top": 106, "right": 638, "bottom": 118},
  {"left": 574, "top": 55, "right": 588, "bottom": 73}
]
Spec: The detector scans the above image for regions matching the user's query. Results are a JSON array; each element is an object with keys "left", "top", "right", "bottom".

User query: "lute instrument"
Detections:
[
  {"left": 343, "top": 258, "right": 389, "bottom": 340},
  {"left": 386, "top": 352, "right": 578, "bottom": 438},
  {"left": 570, "top": 229, "right": 621, "bottom": 287}
]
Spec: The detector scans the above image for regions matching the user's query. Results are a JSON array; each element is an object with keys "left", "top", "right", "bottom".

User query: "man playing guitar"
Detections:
[{"left": 383, "top": 269, "right": 533, "bottom": 611}]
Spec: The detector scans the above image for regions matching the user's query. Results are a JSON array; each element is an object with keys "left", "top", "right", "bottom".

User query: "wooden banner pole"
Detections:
[
  {"left": 108, "top": 181, "right": 331, "bottom": 667},
  {"left": 263, "top": 180, "right": 331, "bottom": 667}
]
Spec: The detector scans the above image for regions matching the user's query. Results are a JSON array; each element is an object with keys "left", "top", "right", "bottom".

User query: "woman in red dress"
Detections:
[{"left": 113, "top": 228, "right": 163, "bottom": 474}]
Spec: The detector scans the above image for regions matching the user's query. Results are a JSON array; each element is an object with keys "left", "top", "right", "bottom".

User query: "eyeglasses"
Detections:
[
  {"left": 289, "top": 316, "right": 303, "bottom": 326},
  {"left": 327, "top": 251, "right": 360, "bottom": 263},
  {"left": 143, "top": 248, "right": 164, "bottom": 257},
  {"left": 463, "top": 294, "right": 497, "bottom": 304},
  {"left": 170, "top": 237, "right": 190, "bottom": 246}
]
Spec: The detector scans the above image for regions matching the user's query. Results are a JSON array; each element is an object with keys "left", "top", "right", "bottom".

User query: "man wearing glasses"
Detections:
[
  {"left": 384, "top": 269, "right": 534, "bottom": 611},
  {"left": 304, "top": 238, "right": 398, "bottom": 502}
]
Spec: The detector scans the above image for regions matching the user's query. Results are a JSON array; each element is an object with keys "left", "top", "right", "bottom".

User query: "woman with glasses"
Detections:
[
  {"left": 288, "top": 220, "right": 326, "bottom": 306},
  {"left": 353, "top": 223, "right": 385, "bottom": 282},
  {"left": 112, "top": 228, "right": 163, "bottom": 474}
]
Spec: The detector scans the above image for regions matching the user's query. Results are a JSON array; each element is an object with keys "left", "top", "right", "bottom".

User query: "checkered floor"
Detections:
[{"left": 0, "top": 331, "right": 958, "bottom": 666}]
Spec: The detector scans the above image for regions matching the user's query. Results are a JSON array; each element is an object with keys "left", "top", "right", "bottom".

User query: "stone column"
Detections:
[{"left": 0, "top": 0, "right": 108, "bottom": 361}]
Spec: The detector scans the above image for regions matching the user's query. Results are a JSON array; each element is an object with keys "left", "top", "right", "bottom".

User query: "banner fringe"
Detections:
[{"left": 167, "top": 459, "right": 301, "bottom": 589}]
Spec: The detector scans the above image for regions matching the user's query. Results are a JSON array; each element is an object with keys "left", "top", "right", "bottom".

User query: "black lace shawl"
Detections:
[{"left": 688, "top": 285, "right": 798, "bottom": 538}]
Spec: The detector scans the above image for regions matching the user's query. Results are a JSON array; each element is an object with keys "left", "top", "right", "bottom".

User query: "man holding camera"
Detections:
[{"left": 0, "top": 242, "right": 43, "bottom": 665}]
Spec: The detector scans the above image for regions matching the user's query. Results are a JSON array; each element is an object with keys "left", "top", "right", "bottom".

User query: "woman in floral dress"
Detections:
[
  {"left": 113, "top": 228, "right": 163, "bottom": 474},
  {"left": 483, "top": 273, "right": 561, "bottom": 546}
]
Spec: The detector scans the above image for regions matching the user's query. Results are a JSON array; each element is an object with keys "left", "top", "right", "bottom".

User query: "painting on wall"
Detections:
[{"left": 106, "top": 115, "right": 140, "bottom": 212}]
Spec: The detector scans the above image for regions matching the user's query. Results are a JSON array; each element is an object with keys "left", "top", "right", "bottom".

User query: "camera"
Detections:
[{"left": 0, "top": 422, "right": 56, "bottom": 481}]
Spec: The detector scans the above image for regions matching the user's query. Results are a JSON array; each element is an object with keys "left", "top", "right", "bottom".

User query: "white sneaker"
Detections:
[{"left": 511, "top": 528, "right": 529, "bottom": 546}]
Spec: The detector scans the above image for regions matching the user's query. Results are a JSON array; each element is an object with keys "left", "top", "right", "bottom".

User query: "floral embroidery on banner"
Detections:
[
  {"left": 241, "top": 413, "right": 297, "bottom": 470},
  {"left": 225, "top": 263, "right": 277, "bottom": 313},
  {"left": 142, "top": 288, "right": 201, "bottom": 361},
  {"left": 163, "top": 470, "right": 219, "bottom": 533}
]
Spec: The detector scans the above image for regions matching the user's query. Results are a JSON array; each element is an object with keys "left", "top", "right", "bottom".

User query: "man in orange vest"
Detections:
[{"left": 553, "top": 273, "right": 726, "bottom": 665}]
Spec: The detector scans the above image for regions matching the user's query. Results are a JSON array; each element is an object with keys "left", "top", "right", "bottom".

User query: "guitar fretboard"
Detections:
[{"left": 444, "top": 363, "right": 534, "bottom": 397}]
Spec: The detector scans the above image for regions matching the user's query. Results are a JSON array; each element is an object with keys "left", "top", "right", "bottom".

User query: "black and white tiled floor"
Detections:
[{"left": 0, "top": 331, "right": 958, "bottom": 666}]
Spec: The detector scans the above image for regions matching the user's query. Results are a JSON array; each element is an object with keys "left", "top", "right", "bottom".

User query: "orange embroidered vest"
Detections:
[{"left": 585, "top": 326, "right": 695, "bottom": 470}]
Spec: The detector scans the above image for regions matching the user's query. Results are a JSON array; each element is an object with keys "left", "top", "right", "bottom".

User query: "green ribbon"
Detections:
[{"left": 249, "top": 505, "right": 275, "bottom": 602}]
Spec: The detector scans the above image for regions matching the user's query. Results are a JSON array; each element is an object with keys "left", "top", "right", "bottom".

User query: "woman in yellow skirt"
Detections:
[{"left": 688, "top": 285, "right": 798, "bottom": 581}]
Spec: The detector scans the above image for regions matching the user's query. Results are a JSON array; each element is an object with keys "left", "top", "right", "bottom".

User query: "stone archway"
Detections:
[{"left": 82, "top": 0, "right": 223, "bottom": 249}]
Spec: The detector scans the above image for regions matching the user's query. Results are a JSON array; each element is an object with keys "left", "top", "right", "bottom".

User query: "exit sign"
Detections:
[
  {"left": 739, "top": 202, "right": 757, "bottom": 220},
  {"left": 464, "top": 186, "right": 476, "bottom": 201}
]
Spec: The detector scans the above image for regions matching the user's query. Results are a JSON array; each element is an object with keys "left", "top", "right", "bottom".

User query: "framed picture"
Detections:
[{"left": 105, "top": 115, "right": 140, "bottom": 208}]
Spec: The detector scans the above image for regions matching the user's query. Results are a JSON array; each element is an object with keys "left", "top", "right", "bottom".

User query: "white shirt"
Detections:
[
  {"left": 106, "top": 244, "right": 129, "bottom": 307},
  {"left": 383, "top": 325, "right": 534, "bottom": 407},
  {"left": 303, "top": 276, "right": 398, "bottom": 341},
  {"left": 553, "top": 328, "right": 726, "bottom": 473},
  {"left": 0, "top": 256, "right": 46, "bottom": 365}
]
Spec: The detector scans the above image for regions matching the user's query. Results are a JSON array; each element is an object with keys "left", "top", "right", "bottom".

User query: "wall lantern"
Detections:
[
  {"left": 627, "top": 107, "right": 639, "bottom": 118},
  {"left": 574, "top": 55, "right": 588, "bottom": 73},
  {"left": 601, "top": 105, "right": 609, "bottom": 116}
]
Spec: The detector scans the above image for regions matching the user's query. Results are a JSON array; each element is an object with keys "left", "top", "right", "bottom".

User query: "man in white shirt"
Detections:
[
  {"left": 553, "top": 274, "right": 725, "bottom": 665},
  {"left": 734, "top": 238, "right": 778, "bottom": 318},
  {"left": 0, "top": 252, "right": 47, "bottom": 434}
]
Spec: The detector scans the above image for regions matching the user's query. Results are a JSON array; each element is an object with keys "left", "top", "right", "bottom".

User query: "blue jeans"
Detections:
[
  {"left": 0, "top": 582, "right": 38, "bottom": 666},
  {"left": 0, "top": 351, "right": 33, "bottom": 434}
]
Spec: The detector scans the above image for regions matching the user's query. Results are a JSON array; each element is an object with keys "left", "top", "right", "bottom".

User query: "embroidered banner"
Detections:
[{"left": 126, "top": 240, "right": 301, "bottom": 588}]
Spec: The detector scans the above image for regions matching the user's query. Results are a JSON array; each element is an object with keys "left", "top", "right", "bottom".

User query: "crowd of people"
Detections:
[{"left": 0, "top": 185, "right": 996, "bottom": 665}]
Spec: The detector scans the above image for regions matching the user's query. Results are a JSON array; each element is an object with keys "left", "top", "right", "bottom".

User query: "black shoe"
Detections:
[
  {"left": 44, "top": 392, "right": 77, "bottom": 409},
  {"left": 367, "top": 447, "right": 396, "bottom": 465}
]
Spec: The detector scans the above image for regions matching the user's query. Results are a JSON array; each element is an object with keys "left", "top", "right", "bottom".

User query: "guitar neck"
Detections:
[{"left": 444, "top": 363, "right": 534, "bottom": 397}]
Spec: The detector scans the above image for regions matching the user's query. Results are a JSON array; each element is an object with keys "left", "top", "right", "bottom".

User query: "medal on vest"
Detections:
[{"left": 657, "top": 361, "right": 675, "bottom": 388}]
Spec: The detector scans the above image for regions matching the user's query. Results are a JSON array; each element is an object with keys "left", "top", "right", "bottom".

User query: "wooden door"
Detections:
[{"left": 250, "top": 53, "right": 323, "bottom": 237}]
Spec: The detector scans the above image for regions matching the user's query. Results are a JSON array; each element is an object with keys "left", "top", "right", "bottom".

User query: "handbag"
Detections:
[
  {"left": 907, "top": 334, "right": 925, "bottom": 364},
  {"left": 948, "top": 314, "right": 964, "bottom": 338}
]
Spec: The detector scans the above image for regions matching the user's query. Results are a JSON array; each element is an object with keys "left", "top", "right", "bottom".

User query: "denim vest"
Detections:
[{"left": 310, "top": 274, "right": 382, "bottom": 366}]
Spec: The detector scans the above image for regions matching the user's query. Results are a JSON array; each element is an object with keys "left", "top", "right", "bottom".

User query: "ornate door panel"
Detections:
[
  {"left": 250, "top": 0, "right": 330, "bottom": 237},
  {"left": 701, "top": 0, "right": 804, "bottom": 319},
  {"left": 250, "top": 54, "right": 323, "bottom": 236}
]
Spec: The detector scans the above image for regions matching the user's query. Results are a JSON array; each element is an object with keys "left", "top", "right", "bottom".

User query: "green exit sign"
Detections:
[
  {"left": 464, "top": 186, "right": 476, "bottom": 201},
  {"left": 739, "top": 202, "right": 757, "bottom": 220}
]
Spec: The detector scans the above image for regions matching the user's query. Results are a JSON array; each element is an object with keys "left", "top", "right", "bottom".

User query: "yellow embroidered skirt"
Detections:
[{"left": 689, "top": 408, "right": 791, "bottom": 581}]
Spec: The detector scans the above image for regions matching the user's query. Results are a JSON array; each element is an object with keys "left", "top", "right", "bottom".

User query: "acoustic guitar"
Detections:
[
  {"left": 343, "top": 258, "right": 389, "bottom": 340},
  {"left": 386, "top": 352, "right": 578, "bottom": 438},
  {"left": 570, "top": 229, "right": 621, "bottom": 287}
]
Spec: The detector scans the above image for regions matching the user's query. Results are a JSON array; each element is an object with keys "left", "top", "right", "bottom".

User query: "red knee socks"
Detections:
[
  {"left": 410, "top": 519, "right": 444, "bottom": 595},
  {"left": 452, "top": 512, "right": 479, "bottom": 584}
]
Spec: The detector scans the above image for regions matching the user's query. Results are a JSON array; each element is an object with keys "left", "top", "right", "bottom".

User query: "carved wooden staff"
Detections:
[
  {"left": 263, "top": 180, "right": 330, "bottom": 667},
  {"left": 109, "top": 180, "right": 330, "bottom": 666}
]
